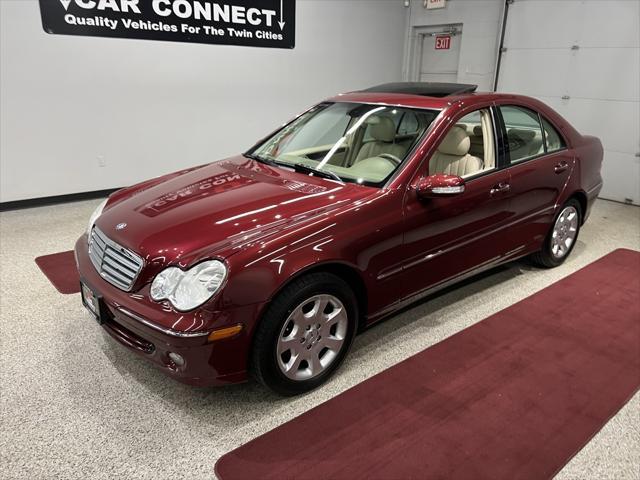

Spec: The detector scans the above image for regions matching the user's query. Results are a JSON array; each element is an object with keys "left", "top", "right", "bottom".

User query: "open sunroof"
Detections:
[{"left": 360, "top": 82, "right": 478, "bottom": 98}]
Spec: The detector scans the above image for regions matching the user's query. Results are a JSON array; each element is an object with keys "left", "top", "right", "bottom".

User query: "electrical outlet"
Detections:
[{"left": 97, "top": 155, "right": 106, "bottom": 167}]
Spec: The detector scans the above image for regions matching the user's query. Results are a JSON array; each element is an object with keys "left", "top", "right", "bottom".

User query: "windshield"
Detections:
[{"left": 250, "top": 102, "right": 438, "bottom": 186}]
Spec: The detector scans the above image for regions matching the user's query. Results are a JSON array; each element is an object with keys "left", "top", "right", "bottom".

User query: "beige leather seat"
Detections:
[
  {"left": 508, "top": 128, "right": 544, "bottom": 159},
  {"left": 429, "top": 126, "right": 483, "bottom": 177},
  {"left": 455, "top": 123, "right": 469, "bottom": 134},
  {"left": 355, "top": 116, "right": 406, "bottom": 162},
  {"left": 469, "top": 125, "right": 485, "bottom": 159}
]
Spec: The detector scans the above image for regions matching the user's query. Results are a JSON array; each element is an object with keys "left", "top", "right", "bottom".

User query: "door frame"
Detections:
[{"left": 406, "top": 23, "right": 464, "bottom": 82}]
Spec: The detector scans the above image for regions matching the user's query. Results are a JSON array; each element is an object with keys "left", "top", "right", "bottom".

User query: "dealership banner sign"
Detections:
[{"left": 38, "top": 0, "right": 296, "bottom": 49}]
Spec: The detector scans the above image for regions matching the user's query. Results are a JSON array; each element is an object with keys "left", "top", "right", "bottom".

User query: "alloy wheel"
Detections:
[
  {"left": 276, "top": 294, "right": 348, "bottom": 381},
  {"left": 551, "top": 205, "right": 579, "bottom": 258}
]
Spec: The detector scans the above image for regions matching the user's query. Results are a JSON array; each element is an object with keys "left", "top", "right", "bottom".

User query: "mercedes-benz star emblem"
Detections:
[{"left": 115, "top": 222, "right": 127, "bottom": 230}]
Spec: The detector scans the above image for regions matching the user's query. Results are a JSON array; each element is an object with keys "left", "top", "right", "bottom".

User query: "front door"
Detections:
[
  {"left": 399, "top": 170, "right": 512, "bottom": 297},
  {"left": 377, "top": 106, "right": 514, "bottom": 309}
]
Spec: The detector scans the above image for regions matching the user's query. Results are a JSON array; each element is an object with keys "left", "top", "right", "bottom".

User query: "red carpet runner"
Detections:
[
  {"left": 35, "top": 250, "right": 80, "bottom": 294},
  {"left": 216, "top": 249, "right": 640, "bottom": 480}
]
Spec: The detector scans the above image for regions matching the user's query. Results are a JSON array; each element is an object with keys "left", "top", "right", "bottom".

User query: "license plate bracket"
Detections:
[{"left": 81, "top": 282, "right": 104, "bottom": 324}]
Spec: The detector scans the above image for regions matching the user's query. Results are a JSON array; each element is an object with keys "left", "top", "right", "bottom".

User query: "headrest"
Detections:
[
  {"left": 438, "top": 126, "right": 470, "bottom": 156},
  {"left": 508, "top": 128, "right": 536, "bottom": 141},
  {"left": 367, "top": 116, "right": 396, "bottom": 142},
  {"left": 473, "top": 125, "right": 483, "bottom": 136}
]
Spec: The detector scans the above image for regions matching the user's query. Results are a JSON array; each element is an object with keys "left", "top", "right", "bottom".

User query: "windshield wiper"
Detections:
[
  {"left": 243, "top": 152, "right": 280, "bottom": 167},
  {"left": 244, "top": 154, "right": 343, "bottom": 183},
  {"left": 293, "top": 164, "right": 344, "bottom": 183}
]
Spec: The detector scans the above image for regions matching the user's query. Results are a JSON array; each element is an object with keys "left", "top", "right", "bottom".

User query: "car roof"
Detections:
[{"left": 326, "top": 82, "right": 503, "bottom": 110}]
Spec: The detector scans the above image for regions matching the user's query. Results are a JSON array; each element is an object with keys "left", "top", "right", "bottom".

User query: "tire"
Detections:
[
  {"left": 531, "top": 198, "right": 582, "bottom": 268},
  {"left": 250, "top": 272, "right": 358, "bottom": 396}
]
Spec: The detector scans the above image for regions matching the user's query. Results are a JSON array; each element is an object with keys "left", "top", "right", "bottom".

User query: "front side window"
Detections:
[
  {"left": 500, "top": 105, "right": 545, "bottom": 163},
  {"left": 429, "top": 108, "right": 496, "bottom": 178},
  {"left": 252, "top": 103, "right": 438, "bottom": 186}
]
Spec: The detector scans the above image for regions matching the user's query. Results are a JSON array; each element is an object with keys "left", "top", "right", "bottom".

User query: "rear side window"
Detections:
[
  {"left": 541, "top": 117, "right": 566, "bottom": 152},
  {"left": 500, "top": 106, "right": 545, "bottom": 163}
]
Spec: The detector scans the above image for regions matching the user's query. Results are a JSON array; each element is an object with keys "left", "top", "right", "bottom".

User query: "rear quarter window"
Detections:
[{"left": 541, "top": 117, "right": 566, "bottom": 152}]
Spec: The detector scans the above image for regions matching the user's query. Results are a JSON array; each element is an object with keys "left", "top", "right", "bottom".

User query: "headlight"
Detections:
[
  {"left": 150, "top": 260, "right": 227, "bottom": 311},
  {"left": 87, "top": 199, "right": 108, "bottom": 235}
]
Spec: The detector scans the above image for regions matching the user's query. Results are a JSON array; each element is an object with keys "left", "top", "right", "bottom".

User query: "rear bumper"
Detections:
[
  {"left": 75, "top": 236, "right": 265, "bottom": 386},
  {"left": 583, "top": 180, "right": 603, "bottom": 223}
]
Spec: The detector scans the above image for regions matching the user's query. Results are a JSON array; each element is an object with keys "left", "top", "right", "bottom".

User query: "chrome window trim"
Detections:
[{"left": 505, "top": 147, "right": 570, "bottom": 166}]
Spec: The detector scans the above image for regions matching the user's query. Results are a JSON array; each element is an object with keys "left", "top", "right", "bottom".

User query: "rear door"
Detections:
[{"left": 496, "top": 104, "right": 574, "bottom": 251}]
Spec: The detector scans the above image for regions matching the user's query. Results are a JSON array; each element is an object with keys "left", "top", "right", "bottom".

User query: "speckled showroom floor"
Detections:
[{"left": 0, "top": 198, "right": 639, "bottom": 480}]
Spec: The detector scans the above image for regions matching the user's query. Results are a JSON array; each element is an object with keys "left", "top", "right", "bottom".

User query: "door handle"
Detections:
[
  {"left": 490, "top": 182, "right": 511, "bottom": 196},
  {"left": 554, "top": 161, "right": 569, "bottom": 174}
]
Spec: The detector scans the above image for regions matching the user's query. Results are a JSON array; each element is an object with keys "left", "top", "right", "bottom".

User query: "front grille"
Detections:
[{"left": 88, "top": 227, "right": 144, "bottom": 291}]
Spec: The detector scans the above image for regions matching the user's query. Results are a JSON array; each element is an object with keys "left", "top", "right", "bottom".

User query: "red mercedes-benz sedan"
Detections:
[{"left": 75, "top": 83, "right": 603, "bottom": 395}]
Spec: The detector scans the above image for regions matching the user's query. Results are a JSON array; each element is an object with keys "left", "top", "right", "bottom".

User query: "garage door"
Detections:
[{"left": 496, "top": 0, "right": 640, "bottom": 205}]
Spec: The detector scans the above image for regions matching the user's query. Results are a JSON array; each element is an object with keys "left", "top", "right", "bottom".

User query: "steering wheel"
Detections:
[{"left": 378, "top": 153, "right": 402, "bottom": 165}]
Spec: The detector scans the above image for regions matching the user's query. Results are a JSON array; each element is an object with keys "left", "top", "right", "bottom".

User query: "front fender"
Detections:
[
  {"left": 228, "top": 257, "right": 364, "bottom": 306},
  {"left": 221, "top": 226, "right": 363, "bottom": 307},
  {"left": 217, "top": 187, "right": 404, "bottom": 316}
]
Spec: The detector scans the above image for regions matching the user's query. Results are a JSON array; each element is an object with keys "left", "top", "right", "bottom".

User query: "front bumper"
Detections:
[{"left": 75, "top": 236, "right": 265, "bottom": 386}]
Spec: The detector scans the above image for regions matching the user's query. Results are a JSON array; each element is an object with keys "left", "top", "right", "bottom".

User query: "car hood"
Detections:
[{"left": 95, "top": 156, "right": 373, "bottom": 269}]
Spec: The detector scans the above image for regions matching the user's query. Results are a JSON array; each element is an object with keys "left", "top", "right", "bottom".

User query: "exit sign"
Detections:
[
  {"left": 435, "top": 35, "right": 451, "bottom": 50},
  {"left": 425, "top": 0, "right": 446, "bottom": 9}
]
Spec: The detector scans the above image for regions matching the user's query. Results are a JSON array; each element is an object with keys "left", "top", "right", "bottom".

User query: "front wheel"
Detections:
[
  {"left": 531, "top": 199, "right": 582, "bottom": 268},
  {"left": 250, "top": 272, "right": 358, "bottom": 396}
]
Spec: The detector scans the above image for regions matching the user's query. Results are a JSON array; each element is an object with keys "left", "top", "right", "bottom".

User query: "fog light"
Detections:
[{"left": 168, "top": 352, "right": 185, "bottom": 367}]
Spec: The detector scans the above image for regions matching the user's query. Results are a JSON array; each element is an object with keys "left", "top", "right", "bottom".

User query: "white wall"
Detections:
[
  {"left": 0, "top": 0, "right": 407, "bottom": 202},
  {"left": 496, "top": 0, "right": 640, "bottom": 205},
  {"left": 403, "top": 0, "right": 504, "bottom": 91}
]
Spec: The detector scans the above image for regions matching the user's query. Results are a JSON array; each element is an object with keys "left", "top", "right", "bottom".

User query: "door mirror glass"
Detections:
[{"left": 416, "top": 174, "right": 465, "bottom": 199}]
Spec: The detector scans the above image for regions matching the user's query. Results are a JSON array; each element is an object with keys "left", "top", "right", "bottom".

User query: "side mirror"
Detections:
[{"left": 415, "top": 174, "right": 466, "bottom": 199}]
